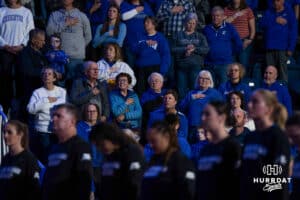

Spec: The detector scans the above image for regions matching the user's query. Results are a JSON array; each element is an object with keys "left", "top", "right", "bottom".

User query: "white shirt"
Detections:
[
  {"left": 27, "top": 86, "right": 67, "bottom": 133},
  {"left": 0, "top": 6, "right": 34, "bottom": 47}
]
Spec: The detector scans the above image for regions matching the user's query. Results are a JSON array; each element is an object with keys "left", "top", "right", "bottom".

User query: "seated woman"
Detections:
[
  {"left": 93, "top": 4, "right": 126, "bottom": 48},
  {"left": 148, "top": 90, "right": 188, "bottom": 138},
  {"left": 172, "top": 13, "right": 209, "bottom": 99},
  {"left": 0, "top": 120, "right": 41, "bottom": 200},
  {"left": 218, "top": 62, "right": 252, "bottom": 103},
  {"left": 109, "top": 73, "right": 142, "bottom": 130},
  {"left": 132, "top": 16, "right": 170, "bottom": 95},
  {"left": 179, "top": 70, "right": 223, "bottom": 144},
  {"left": 97, "top": 43, "right": 136, "bottom": 89},
  {"left": 27, "top": 67, "right": 67, "bottom": 164}
]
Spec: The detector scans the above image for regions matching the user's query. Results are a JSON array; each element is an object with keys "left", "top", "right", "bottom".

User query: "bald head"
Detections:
[{"left": 264, "top": 65, "right": 278, "bottom": 85}]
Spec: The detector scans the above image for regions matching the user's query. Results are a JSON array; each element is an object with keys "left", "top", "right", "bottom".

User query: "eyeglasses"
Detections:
[
  {"left": 118, "top": 79, "right": 128, "bottom": 83},
  {"left": 199, "top": 77, "right": 210, "bottom": 81},
  {"left": 89, "top": 68, "right": 99, "bottom": 71}
]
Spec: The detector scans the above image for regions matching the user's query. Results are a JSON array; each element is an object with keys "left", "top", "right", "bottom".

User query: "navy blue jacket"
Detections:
[
  {"left": 203, "top": 22, "right": 242, "bottom": 65},
  {"left": 260, "top": 6, "right": 297, "bottom": 51},
  {"left": 148, "top": 108, "right": 188, "bottom": 138},
  {"left": 218, "top": 81, "right": 252, "bottom": 103},
  {"left": 179, "top": 88, "right": 223, "bottom": 127},
  {"left": 261, "top": 81, "right": 292, "bottom": 115}
]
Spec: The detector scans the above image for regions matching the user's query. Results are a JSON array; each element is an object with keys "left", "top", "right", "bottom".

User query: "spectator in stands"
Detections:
[
  {"left": 110, "top": 73, "right": 142, "bottom": 130},
  {"left": 218, "top": 62, "right": 252, "bottom": 103},
  {"left": 96, "top": 43, "right": 136, "bottom": 89},
  {"left": 70, "top": 61, "right": 110, "bottom": 121},
  {"left": 92, "top": 4, "right": 126, "bottom": 48},
  {"left": 261, "top": 65, "right": 292, "bottom": 115},
  {"left": 229, "top": 108, "right": 251, "bottom": 146},
  {"left": 45, "top": 34, "right": 69, "bottom": 84},
  {"left": 120, "top": 0, "right": 153, "bottom": 68},
  {"left": 46, "top": 0, "right": 92, "bottom": 84},
  {"left": 86, "top": 0, "right": 110, "bottom": 35},
  {"left": 179, "top": 70, "right": 223, "bottom": 143},
  {"left": 76, "top": 103, "right": 103, "bottom": 199},
  {"left": 172, "top": 13, "right": 209, "bottom": 99},
  {"left": 246, "top": 0, "right": 258, "bottom": 11},
  {"left": 224, "top": 0, "right": 256, "bottom": 70},
  {"left": 0, "top": 120, "right": 41, "bottom": 200},
  {"left": 261, "top": 0, "right": 297, "bottom": 83},
  {"left": 156, "top": 0, "right": 195, "bottom": 38},
  {"left": 194, "top": 0, "right": 210, "bottom": 29},
  {"left": 268, "top": 0, "right": 300, "bottom": 19},
  {"left": 133, "top": 16, "right": 170, "bottom": 95},
  {"left": 0, "top": 0, "right": 34, "bottom": 114},
  {"left": 148, "top": 89, "right": 188, "bottom": 138},
  {"left": 190, "top": 126, "right": 210, "bottom": 163},
  {"left": 27, "top": 67, "right": 66, "bottom": 164},
  {"left": 203, "top": 6, "right": 243, "bottom": 86}
]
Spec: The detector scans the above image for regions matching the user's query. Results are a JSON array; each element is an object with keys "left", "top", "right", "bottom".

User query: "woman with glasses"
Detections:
[
  {"left": 196, "top": 101, "right": 241, "bottom": 200},
  {"left": 179, "top": 70, "right": 223, "bottom": 144},
  {"left": 0, "top": 120, "right": 41, "bottom": 200},
  {"left": 109, "top": 73, "right": 142, "bottom": 130},
  {"left": 27, "top": 67, "right": 66, "bottom": 164}
]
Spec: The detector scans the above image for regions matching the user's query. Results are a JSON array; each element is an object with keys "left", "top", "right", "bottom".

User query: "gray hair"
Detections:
[
  {"left": 147, "top": 72, "right": 164, "bottom": 85},
  {"left": 195, "top": 70, "right": 214, "bottom": 89},
  {"left": 211, "top": 6, "right": 224, "bottom": 14},
  {"left": 83, "top": 61, "right": 97, "bottom": 73},
  {"left": 185, "top": 12, "right": 198, "bottom": 24}
]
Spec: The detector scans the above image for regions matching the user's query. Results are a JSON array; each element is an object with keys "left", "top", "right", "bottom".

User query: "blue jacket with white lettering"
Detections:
[
  {"left": 218, "top": 80, "right": 252, "bottom": 104},
  {"left": 141, "top": 150, "right": 196, "bottom": 200}
]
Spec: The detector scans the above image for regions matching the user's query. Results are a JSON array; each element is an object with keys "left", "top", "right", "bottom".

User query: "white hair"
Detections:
[
  {"left": 147, "top": 72, "right": 164, "bottom": 85},
  {"left": 195, "top": 70, "right": 214, "bottom": 89}
]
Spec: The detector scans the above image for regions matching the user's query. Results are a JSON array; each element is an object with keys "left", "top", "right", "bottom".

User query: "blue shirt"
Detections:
[{"left": 218, "top": 81, "right": 252, "bottom": 104}]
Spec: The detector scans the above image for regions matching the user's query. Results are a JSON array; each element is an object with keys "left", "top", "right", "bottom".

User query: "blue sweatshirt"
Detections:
[
  {"left": 85, "top": 0, "right": 110, "bottom": 36},
  {"left": 147, "top": 0, "right": 164, "bottom": 14},
  {"left": 141, "top": 88, "right": 167, "bottom": 105},
  {"left": 203, "top": 22, "right": 242, "bottom": 65},
  {"left": 92, "top": 23, "right": 127, "bottom": 47},
  {"left": 120, "top": 1, "right": 154, "bottom": 49},
  {"left": 260, "top": 6, "right": 297, "bottom": 51},
  {"left": 109, "top": 89, "right": 143, "bottom": 129},
  {"left": 191, "top": 140, "right": 209, "bottom": 163},
  {"left": 246, "top": 0, "right": 258, "bottom": 11},
  {"left": 218, "top": 80, "right": 252, "bottom": 103},
  {"left": 133, "top": 32, "right": 171, "bottom": 75},
  {"left": 148, "top": 108, "right": 188, "bottom": 138},
  {"left": 268, "top": 0, "right": 300, "bottom": 8},
  {"left": 45, "top": 49, "right": 69, "bottom": 75},
  {"left": 179, "top": 88, "right": 223, "bottom": 127},
  {"left": 76, "top": 121, "right": 103, "bottom": 167},
  {"left": 261, "top": 81, "right": 293, "bottom": 115}
]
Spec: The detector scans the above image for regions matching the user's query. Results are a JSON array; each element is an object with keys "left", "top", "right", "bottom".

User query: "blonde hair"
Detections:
[{"left": 227, "top": 62, "right": 245, "bottom": 80}]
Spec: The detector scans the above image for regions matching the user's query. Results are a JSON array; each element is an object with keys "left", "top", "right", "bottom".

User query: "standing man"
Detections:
[
  {"left": 46, "top": 0, "right": 92, "bottom": 87},
  {"left": 261, "top": 0, "right": 297, "bottom": 83},
  {"left": 42, "top": 103, "right": 93, "bottom": 200},
  {"left": 203, "top": 6, "right": 242, "bottom": 87}
]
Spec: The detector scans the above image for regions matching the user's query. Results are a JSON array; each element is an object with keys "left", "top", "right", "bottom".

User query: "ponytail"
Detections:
[{"left": 273, "top": 103, "right": 288, "bottom": 130}]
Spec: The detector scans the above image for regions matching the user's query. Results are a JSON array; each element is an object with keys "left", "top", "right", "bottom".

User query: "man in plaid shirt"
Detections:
[{"left": 156, "top": 0, "right": 196, "bottom": 38}]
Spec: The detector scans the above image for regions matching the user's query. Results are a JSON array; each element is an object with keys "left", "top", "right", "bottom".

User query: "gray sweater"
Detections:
[{"left": 46, "top": 8, "right": 92, "bottom": 59}]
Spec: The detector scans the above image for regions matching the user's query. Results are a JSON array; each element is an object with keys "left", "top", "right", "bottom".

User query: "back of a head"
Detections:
[{"left": 164, "top": 113, "right": 180, "bottom": 131}]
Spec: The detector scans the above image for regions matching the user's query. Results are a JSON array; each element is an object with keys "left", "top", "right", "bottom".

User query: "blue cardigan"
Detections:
[
  {"left": 179, "top": 88, "right": 223, "bottom": 127},
  {"left": 109, "top": 89, "right": 142, "bottom": 129},
  {"left": 148, "top": 108, "right": 188, "bottom": 138}
]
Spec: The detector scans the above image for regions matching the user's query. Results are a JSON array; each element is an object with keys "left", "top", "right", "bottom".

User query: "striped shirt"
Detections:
[{"left": 224, "top": 7, "right": 255, "bottom": 39}]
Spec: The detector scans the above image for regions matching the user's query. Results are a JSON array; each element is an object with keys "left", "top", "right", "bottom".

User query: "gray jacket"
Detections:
[{"left": 46, "top": 8, "right": 92, "bottom": 59}]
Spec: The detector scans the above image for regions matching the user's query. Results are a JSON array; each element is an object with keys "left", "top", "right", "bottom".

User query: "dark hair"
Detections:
[
  {"left": 116, "top": 72, "right": 132, "bottom": 84},
  {"left": 286, "top": 112, "right": 300, "bottom": 127},
  {"left": 101, "top": 4, "right": 121, "bottom": 37},
  {"left": 41, "top": 67, "right": 58, "bottom": 80},
  {"left": 29, "top": 28, "right": 45, "bottom": 42},
  {"left": 228, "top": 91, "right": 245, "bottom": 110},
  {"left": 5, "top": 0, "right": 22, "bottom": 6},
  {"left": 49, "top": 33, "right": 62, "bottom": 49},
  {"left": 228, "top": 0, "right": 248, "bottom": 10},
  {"left": 149, "top": 121, "right": 179, "bottom": 164},
  {"left": 81, "top": 103, "right": 101, "bottom": 121},
  {"left": 208, "top": 101, "right": 229, "bottom": 119},
  {"left": 53, "top": 103, "right": 79, "bottom": 122},
  {"left": 165, "top": 89, "right": 179, "bottom": 102},
  {"left": 164, "top": 113, "right": 180, "bottom": 131},
  {"left": 89, "top": 122, "right": 130, "bottom": 147},
  {"left": 127, "top": 0, "right": 144, "bottom": 5},
  {"left": 144, "top": 16, "right": 158, "bottom": 30},
  {"left": 6, "top": 120, "right": 29, "bottom": 150},
  {"left": 104, "top": 42, "right": 123, "bottom": 61}
]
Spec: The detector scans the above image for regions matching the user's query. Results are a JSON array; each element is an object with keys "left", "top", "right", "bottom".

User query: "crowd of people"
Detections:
[{"left": 0, "top": 0, "right": 300, "bottom": 199}]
